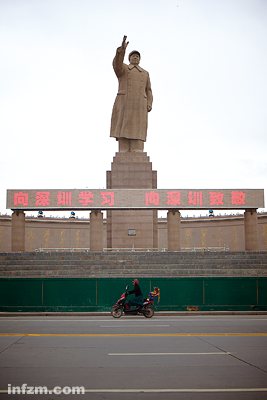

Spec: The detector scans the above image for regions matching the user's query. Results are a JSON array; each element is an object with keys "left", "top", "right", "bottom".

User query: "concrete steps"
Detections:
[{"left": 0, "top": 251, "right": 267, "bottom": 278}]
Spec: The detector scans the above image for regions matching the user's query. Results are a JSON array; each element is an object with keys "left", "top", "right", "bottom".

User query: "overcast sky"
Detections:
[{"left": 0, "top": 0, "right": 266, "bottom": 218}]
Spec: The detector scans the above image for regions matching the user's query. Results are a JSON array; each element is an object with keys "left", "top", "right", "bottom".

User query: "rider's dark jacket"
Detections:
[{"left": 128, "top": 284, "right": 143, "bottom": 306}]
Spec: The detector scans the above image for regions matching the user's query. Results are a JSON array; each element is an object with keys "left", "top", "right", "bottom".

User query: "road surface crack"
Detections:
[{"left": 198, "top": 337, "right": 267, "bottom": 374}]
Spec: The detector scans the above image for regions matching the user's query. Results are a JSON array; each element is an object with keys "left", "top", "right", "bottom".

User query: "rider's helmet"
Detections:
[{"left": 132, "top": 279, "right": 139, "bottom": 286}]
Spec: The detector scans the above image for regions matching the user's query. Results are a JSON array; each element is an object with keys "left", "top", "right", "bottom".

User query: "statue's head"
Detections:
[{"left": 129, "top": 50, "right": 141, "bottom": 65}]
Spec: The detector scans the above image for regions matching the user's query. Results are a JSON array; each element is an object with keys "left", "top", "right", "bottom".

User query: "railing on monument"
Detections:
[{"left": 35, "top": 246, "right": 230, "bottom": 252}]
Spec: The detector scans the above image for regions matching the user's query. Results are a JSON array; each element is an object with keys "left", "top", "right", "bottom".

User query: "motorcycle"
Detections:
[{"left": 111, "top": 286, "right": 160, "bottom": 318}]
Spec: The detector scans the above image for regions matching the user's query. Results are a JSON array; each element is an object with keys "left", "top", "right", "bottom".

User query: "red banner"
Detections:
[{"left": 6, "top": 189, "right": 264, "bottom": 210}]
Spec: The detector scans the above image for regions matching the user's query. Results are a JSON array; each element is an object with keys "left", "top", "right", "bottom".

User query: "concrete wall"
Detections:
[
  {"left": 160, "top": 213, "right": 267, "bottom": 251},
  {"left": 0, "top": 213, "right": 267, "bottom": 252}
]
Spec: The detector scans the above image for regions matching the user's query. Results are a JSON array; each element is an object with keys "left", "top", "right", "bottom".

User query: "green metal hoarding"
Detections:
[{"left": 0, "top": 277, "right": 266, "bottom": 312}]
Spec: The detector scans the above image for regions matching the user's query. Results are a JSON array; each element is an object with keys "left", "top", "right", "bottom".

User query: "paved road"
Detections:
[{"left": 0, "top": 315, "right": 267, "bottom": 399}]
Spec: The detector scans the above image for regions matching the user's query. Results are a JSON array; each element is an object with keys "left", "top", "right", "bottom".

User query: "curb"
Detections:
[{"left": 1, "top": 311, "right": 267, "bottom": 317}]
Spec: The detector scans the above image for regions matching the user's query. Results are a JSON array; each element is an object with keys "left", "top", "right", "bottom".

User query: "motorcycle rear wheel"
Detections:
[
  {"left": 143, "top": 306, "right": 154, "bottom": 318},
  {"left": 111, "top": 306, "right": 123, "bottom": 318}
]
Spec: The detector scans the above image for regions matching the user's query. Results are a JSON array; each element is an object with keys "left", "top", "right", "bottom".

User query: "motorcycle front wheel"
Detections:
[
  {"left": 143, "top": 306, "right": 154, "bottom": 318},
  {"left": 111, "top": 306, "right": 123, "bottom": 318}
]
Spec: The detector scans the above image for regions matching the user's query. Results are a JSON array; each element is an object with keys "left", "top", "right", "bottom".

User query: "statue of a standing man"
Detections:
[{"left": 110, "top": 36, "right": 153, "bottom": 152}]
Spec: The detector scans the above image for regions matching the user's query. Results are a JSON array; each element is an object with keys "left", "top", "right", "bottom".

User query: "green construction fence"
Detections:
[{"left": 0, "top": 277, "right": 267, "bottom": 312}]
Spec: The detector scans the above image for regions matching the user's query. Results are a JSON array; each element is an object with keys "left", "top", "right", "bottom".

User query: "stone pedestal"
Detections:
[
  {"left": 11, "top": 211, "right": 25, "bottom": 252},
  {"left": 244, "top": 209, "right": 258, "bottom": 251},
  {"left": 106, "top": 152, "right": 158, "bottom": 249},
  {"left": 90, "top": 211, "right": 104, "bottom": 251},
  {"left": 167, "top": 210, "right": 181, "bottom": 251}
]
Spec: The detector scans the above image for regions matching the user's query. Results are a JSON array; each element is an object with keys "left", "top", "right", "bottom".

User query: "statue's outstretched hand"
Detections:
[{"left": 121, "top": 35, "right": 129, "bottom": 50}]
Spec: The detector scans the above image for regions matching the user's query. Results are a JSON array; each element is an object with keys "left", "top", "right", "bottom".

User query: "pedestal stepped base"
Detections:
[{"left": 106, "top": 152, "right": 158, "bottom": 249}]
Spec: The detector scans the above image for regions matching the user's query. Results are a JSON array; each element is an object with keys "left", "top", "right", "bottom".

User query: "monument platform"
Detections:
[{"left": 106, "top": 152, "right": 158, "bottom": 249}]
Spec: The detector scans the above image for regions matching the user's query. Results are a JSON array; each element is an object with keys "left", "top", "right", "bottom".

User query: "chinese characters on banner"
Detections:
[
  {"left": 144, "top": 190, "right": 246, "bottom": 207},
  {"left": 8, "top": 189, "right": 264, "bottom": 210},
  {"left": 13, "top": 191, "right": 115, "bottom": 208}
]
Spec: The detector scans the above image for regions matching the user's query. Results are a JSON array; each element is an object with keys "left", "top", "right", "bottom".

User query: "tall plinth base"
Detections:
[{"left": 106, "top": 152, "right": 158, "bottom": 249}]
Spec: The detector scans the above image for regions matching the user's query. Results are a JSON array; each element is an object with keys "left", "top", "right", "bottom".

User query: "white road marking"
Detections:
[
  {"left": 1, "top": 387, "right": 267, "bottom": 394},
  {"left": 108, "top": 352, "right": 231, "bottom": 356},
  {"left": 101, "top": 324, "right": 170, "bottom": 327},
  {"left": 86, "top": 388, "right": 267, "bottom": 393}
]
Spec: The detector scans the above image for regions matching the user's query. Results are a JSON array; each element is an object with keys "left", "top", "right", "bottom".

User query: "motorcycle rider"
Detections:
[{"left": 126, "top": 279, "right": 143, "bottom": 309}]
